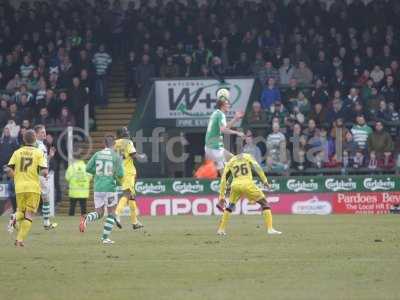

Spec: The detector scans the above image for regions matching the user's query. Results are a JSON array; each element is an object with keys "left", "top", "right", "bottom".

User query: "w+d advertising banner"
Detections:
[{"left": 155, "top": 78, "right": 255, "bottom": 127}]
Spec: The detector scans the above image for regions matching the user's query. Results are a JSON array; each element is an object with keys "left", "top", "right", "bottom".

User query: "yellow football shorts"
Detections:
[
  {"left": 16, "top": 192, "right": 41, "bottom": 213},
  {"left": 121, "top": 173, "right": 136, "bottom": 197},
  {"left": 229, "top": 181, "right": 265, "bottom": 204}
]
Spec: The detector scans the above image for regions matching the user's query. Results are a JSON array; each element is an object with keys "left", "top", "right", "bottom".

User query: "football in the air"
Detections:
[{"left": 216, "top": 88, "right": 230, "bottom": 100}]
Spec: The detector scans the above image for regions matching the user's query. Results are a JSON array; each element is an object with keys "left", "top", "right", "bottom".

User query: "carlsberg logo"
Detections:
[
  {"left": 287, "top": 179, "right": 318, "bottom": 192},
  {"left": 256, "top": 180, "right": 280, "bottom": 192},
  {"left": 363, "top": 178, "right": 395, "bottom": 191},
  {"left": 173, "top": 181, "right": 204, "bottom": 194},
  {"left": 210, "top": 180, "right": 220, "bottom": 192},
  {"left": 325, "top": 178, "right": 357, "bottom": 191},
  {"left": 135, "top": 181, "right": 166, "bottom": 194}
]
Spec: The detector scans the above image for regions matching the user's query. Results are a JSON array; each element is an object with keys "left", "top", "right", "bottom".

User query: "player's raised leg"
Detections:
[{"left": 80, "top": 192, "right": 104, "bottom": 233}]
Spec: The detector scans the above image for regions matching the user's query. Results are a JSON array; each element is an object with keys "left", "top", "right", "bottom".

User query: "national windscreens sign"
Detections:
[{"left": 155, "top": 78, "right": 255, "bottom": 126}]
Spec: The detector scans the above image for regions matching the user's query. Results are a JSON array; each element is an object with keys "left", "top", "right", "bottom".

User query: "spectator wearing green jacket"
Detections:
[{"left": 65, "top": 158, "right": 92, "bottom": 216}]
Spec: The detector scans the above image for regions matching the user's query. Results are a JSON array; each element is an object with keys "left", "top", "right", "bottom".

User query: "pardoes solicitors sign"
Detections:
[{"left": 333, "top": 192, "right": 400, "bottom": 214}]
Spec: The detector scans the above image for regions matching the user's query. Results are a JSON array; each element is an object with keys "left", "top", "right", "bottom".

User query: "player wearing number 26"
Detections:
[
  {"left": 80, "top": 135, "right": 124, "bottom": 244},
  {"left": 6, "top": 129, "right": 48, "bottom": 246},
  {"left": 217, "top": 153, "right": 281, "bottom": 236}
]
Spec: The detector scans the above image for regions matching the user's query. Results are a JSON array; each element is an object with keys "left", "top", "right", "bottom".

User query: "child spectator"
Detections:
[
  {"left": 367, "top": 151, "right": 378, "bottom": 170},
  {"left": 353, "top": 149, "right": 365, "bottom": 168}
]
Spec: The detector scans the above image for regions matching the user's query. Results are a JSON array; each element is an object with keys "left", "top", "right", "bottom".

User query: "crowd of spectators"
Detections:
[
  {"left": 0, "top": 0, "right": 117, "bottom": 177},
  {"left": 115, "top": 0, "right": 400, "bottom": 172}
]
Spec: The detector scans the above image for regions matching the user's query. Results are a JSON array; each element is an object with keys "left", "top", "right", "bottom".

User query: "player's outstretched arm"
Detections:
[
  {"left": 221, "top": 112, "right": 245, "bottom": 137},
  {"left": 226, "top": 111, "right": 244, "bottom": 129},
  {"left": 132, "top": 152, "right": 148, "bottom": 163}
]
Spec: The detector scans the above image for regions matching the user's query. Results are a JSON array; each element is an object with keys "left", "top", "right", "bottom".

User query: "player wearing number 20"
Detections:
[
  {"left": 217, "top": 153, "right": 281, "bottom": 236},
  {"left": 79, "top": 135, "right": 124, "bottom": 245}
]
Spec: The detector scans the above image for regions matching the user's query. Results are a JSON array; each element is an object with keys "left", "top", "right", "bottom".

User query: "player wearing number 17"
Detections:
[
  {"left": 6, "top": 130, "right": 48, "bottom": 247},
  {"left": 79, "top": 135, "right": 124, "bottom": 245},
  {"left": 217, "top": 153, "right": 281, "bottom": 236}
]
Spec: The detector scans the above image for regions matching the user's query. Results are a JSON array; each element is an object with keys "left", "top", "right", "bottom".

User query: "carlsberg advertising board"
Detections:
[{"left": 155, "top": 78, "right": 255, "bottom": 123}]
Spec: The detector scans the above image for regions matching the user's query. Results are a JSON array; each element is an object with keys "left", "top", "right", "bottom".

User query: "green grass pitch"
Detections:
[{"left": 0, "top": 215, "right": 399, "bottom": 300}]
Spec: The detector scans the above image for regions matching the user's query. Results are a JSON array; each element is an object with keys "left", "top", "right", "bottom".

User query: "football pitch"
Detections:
[{"left": 0, "top": 215, "right": 399, "bottom": 300}]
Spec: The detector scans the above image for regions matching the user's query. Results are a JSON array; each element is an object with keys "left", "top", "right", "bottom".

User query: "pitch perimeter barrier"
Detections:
[
  {"left": 134, "top": 175, "right": 400, "bottom": 195},
  {"left": 122, "top": 175, "right": 400, "bottom": 216}
]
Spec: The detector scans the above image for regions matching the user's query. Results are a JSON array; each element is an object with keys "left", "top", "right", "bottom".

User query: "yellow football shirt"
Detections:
[
  {"left": 8, "top": 146, "right": 47, "bottom": 194},
  {"left": 219, "top": 153, "right": 269, "bottom": 199},
  {"left": 114, "top": 138, "right": 136, "bottom": 175}
]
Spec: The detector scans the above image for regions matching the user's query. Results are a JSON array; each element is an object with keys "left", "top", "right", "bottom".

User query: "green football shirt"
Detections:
[
  {"left": 205, "top": 109, "right": 227, "bottom": 150},
  {"left": 86, "top": 148, "right": 124, "bottom": 192}
]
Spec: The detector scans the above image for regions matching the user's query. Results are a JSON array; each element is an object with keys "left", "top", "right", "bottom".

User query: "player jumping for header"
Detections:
[{"left": 204, "top": 88, "right": 244, "bottom": 175}]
